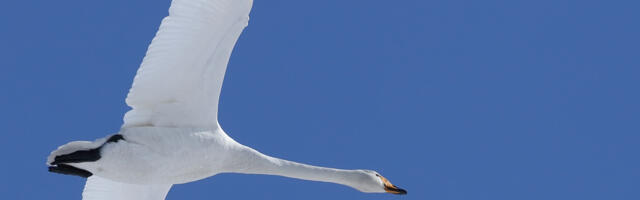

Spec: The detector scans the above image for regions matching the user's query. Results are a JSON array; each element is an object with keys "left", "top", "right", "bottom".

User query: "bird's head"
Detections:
[{"left": 349, "top": 170, "right": 407, "bottom": 195}]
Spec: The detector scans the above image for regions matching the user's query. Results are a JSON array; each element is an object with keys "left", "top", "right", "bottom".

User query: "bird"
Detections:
[{"left": 46, "top": 0, "right": 407, "bottom": 199}]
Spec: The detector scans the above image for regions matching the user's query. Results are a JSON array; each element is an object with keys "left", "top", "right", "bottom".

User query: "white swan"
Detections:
[{"left": 46, "top": 0, "right": 406, "bottom": 199}]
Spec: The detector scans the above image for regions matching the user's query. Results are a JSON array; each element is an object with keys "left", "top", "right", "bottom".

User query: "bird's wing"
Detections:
[
  {"left": 123, "top": 0, "right": 253, "bottom": 128},
  {"left": 82, "top": 176, "right": 172, "bottom": 200}
]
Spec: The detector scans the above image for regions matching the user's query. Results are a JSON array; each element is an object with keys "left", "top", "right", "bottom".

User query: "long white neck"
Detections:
[{"left": 222, "top": 143, "right": 362, "bottom": 189}]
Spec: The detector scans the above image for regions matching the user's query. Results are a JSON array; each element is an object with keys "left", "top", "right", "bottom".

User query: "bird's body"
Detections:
[
  {"left": 55, "top": 127, "right": 231, "bottom": 184},
  {"left": 47, "top": 0, "right": 406, "bottom": 199}
]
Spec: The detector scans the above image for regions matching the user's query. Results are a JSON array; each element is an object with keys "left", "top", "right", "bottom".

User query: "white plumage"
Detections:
[
  {"left": 83, "top": 176, "right": 171, "bottom": 200},
  {"left": 124, "top": 0, "right": 251, "bottom": 128},
  {"left": 47, "top": 0, "right": 406, "bottom": 199}
]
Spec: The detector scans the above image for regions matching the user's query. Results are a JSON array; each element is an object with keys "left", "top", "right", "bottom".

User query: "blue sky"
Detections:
[{"left": 1, "top": 0, "right": 639, "bottom": 199}]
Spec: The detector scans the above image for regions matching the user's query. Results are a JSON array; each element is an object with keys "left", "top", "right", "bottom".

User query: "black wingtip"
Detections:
[
  {"left": 50, "top": 134, "right": 125, "bottom": 165},
  {"left": 50, "top": 149, "right": 101, "bottom": 165},
  {"left": 105, "top": 134, "right": 125, "bottom": 143},
  {"left": 47, "top": 134, "right": 125, "bottom": 178},
  {"left": 48, "top": 164, "right": 93, "bottom": 178}
]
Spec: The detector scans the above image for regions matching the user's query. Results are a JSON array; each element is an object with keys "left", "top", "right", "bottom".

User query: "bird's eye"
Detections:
[{"left": 375, "top": 174, "right": 380, "bottom": 177}]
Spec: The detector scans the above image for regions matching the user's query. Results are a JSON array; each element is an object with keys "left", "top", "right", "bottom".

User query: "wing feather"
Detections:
[
  {"left": 123, "top": 0, "right": 253, "bottom": 128},
  {"left": 82, "top": 176, "right": 172, "bottom": 200}
]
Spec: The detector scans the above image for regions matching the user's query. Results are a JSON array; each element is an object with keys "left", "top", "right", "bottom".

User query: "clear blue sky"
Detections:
[{"left": 1, "top": 0, "right": 639, "bottom": 199}]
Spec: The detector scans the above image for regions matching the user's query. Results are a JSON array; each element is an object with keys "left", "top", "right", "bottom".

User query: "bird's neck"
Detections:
[{"left": 223, "top": 143, "right": 361, "bottom": 189}]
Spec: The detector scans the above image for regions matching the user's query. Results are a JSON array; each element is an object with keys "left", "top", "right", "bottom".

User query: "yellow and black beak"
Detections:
[{"left": 379, "top": 175, "right": 407, "bottom": 195}]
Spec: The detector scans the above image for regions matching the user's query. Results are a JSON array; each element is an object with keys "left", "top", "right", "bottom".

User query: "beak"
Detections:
[
  {"left": 380, "top": 175, "right": 407, "bottom": 195},
  {"left": 384, "top": 184, "right": 407, "bottom": 195}
]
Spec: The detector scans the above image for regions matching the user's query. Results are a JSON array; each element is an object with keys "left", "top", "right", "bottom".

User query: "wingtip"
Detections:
[{"left": 48, "top": 164, "right": 93, "bottom": 178}]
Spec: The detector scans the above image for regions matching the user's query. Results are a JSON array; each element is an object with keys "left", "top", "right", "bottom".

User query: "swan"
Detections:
[{"left": 46, "top": 0, "right": 407, "bottom": 199}]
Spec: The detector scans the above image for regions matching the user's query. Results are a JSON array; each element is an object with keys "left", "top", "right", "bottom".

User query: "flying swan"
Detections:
[{"left": 46, "top": 0, "right": 407, "bottom": 199}]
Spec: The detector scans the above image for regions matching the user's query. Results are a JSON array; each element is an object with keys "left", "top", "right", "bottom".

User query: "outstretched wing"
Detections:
[
  {"left": 123, "top": 0, "right": 253, "bottom": 128},
  {"left": 82, "top": 176, "right": 172, "bottom": 200}
]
